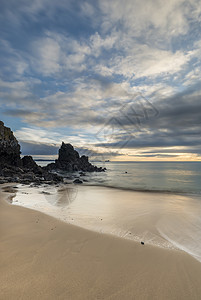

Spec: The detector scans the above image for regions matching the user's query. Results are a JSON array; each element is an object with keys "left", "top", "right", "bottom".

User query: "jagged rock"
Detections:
[
  {"left": 59, "top": 142, "right": 79, "bottom": 162},
  {"left": 0, "top": 122, "right": 106, "bottom": 185},
  {"left": 22, "top": 156, "right": 38, "bottom": 169},
  {"left": 0, "top": 121, "right": 21, "bottom": 167},
  {"left": 0, "top": 121, "right": 63, "bottom": 184},
  {"left": 46, "top": 142, "right": 106, "bottom": 173},
  {"left": 22, "top": 156, "right": 43, "bottom": 175}
]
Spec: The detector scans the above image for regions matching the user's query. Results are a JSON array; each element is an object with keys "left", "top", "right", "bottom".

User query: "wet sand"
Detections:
[{"left": 1, "top": 185, "right": 201, "bottom": 299}]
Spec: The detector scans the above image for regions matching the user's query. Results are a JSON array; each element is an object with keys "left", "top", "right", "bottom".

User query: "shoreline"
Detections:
[
  {"left": 5, "top": 183, "right": 201, "bottom": 262},
  {"left": 1, "top": 184, "right": 201, "bottom": 299},
  {"left": 84, "top": 182, "right": 201, "bottom": 196},
  {"left": 1, "top": 183, "right": 179, "bottom": 251}
]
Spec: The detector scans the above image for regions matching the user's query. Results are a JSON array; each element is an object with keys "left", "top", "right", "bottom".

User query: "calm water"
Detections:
[
  {"left": 89, "top": 161, "right": 201, "bottom": 195},
  {"left": 37, "top": 161, "right": 201, "bottom": 195}
]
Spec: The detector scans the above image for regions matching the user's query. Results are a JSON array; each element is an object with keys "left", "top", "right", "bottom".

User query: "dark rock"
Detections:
[
  {"left": 73, "top": 179, "right": 83, "bottom": 184},
  {"left": 141, "top": 241, "right": 144, "bottom": 245},
  {"left": 0, "top": 177, "right": 8, "bottom": 184},
  {"left": 0, "top": 121, "right": 64, "bottom": 184},
  {"left": 0, "top": 122, "right": 105, "bottom": 185},
  {"left": 0, "top": 121, "right": 22, "bottom": 167},
  {"left": 22, "top": 172, "right": 36, "bottom": 182},
  {"left": 2, "top": 167, "right": 16, "bottom": 177},
  {"left": 59, "top": 142, "right": 79, "bottom": 162},
  {"left": 22, "top": 156, "right": 38, "bottom": 169},
  {"left": 45, "top": 142, "right": 106, "bottom": 173}
]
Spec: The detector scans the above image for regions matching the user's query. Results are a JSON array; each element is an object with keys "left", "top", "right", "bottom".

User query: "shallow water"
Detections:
[
  {"left": 12, "top": 184, "right": 201, "bottom": 263},
  {"left": 37, "top": 161, "right": 201, "bottom": 195},
  {"left": 86, "top": 161, "right": 201, "bottom": 195}
]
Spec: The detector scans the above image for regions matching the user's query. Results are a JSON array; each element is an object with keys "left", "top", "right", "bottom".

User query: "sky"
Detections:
[{"left": 0, "top": 0, "right": 201, "bottom": 161}]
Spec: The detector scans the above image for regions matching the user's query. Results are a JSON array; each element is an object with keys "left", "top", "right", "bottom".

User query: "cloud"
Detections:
[
  {"left": 1, "top": 0, "right": 201, "bottom": 160},
  {"left": 99, "top": 0, "right": 199, "bottom": 40},
  {"left": 32, "top": 37, "right": 61, "bottom": 75},
  {"left": 20, "top": 141, "right": 59, "bottom": 156},
  {"left": 93, "top": 87, "right": 201, "bottom": 158}
]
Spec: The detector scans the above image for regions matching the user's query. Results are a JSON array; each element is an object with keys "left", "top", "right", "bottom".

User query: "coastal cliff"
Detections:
[
  {"left": 0, "top": 121, "right": 21, "bottom": 167},
  {"left": 0, "top": 121, "right": 62, "bottom": 184}
]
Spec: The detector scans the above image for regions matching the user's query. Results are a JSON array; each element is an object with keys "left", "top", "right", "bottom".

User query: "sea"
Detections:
[
  {"left": 11, "top": 161, "right": 201, "bottom": 263},
  {"left": 37, "top": 160, "right": 201, "bottom": 195}
]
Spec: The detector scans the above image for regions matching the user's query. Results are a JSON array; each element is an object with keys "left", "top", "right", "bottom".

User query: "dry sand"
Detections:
[{"left": 1, "top": 185, "right": 201, "bottom": 299}]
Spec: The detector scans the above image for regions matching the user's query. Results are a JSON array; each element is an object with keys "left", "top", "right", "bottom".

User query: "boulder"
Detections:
[{"left": 73, "top": 179, "right": 83, "bottom": 184}]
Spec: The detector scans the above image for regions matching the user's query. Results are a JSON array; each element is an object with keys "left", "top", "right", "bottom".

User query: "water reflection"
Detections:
[
  {"left": 42, "top": 185, "right": 78, "bottom": 207},
  {"left": 11, "top": 184, "right": 201, "bottom": 262}
]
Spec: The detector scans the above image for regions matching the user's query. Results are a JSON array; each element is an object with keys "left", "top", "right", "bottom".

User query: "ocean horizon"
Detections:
[{"left": 36, "top": 160, "right": 201, "bottom": 195}]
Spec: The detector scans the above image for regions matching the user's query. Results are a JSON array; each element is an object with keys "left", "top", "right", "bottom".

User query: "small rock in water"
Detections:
[
  {"left": 73, "top": 179, "right": 83, "bottom": 184},
  {"left": 141, "top": 241, "right": 144, "bottom": 245}
]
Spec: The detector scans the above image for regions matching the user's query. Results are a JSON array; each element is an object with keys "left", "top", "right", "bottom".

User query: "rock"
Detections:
[
  {"left": 45, "top": 142, "right": 105, "bottom": 173},
  {"left": 22, "top": 156, "right": 38, "bottom": 169},
  {"left": 0, "top": 122, "right": 106, "bottom": 185},
  {"left": 141, "top": 241, "right": 144, "bottom": 245},
  {"left": 0, "top": 177, "right": 8, "bottom": 184},
  {"left": 79, "top": 172, "right": 86, "bottom": 176},
  {"left": 73, "top": 179, "right": 83, "bottom": 184},
  {"left": 59, "top": 142, "right": 79, "bottom": 162},
  {"left": 22, "top": 172, "right": 36, "bottom": 181},
  {"left": 0, "top": 121, "right": 64, "bottom": 184},
  {"left": 0, "top": 121, "right": 22, "bottom": 167}
]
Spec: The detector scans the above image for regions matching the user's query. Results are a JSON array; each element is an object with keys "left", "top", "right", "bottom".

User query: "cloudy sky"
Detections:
[{"left": 0, "top": 0, "right": 201, "bottom": 161}]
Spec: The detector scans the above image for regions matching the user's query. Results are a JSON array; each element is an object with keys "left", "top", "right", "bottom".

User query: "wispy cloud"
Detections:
[{"left": 0, "top": 0, "right": 201, "bottom": 160}]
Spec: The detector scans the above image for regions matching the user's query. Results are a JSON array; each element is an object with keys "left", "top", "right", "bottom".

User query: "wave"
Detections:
[{"left": 84, "top": 182, "right": 200, "bottom": 196}]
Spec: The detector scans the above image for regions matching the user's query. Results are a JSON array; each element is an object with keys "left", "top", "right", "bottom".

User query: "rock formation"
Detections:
[
  {"left": 46, "top": 142, "right": 105, "bottom": 172},
  {"left": 0, "top": 121, "right": 63, "bottom": 184},
  {"left": 0, "top": 122, "right": 105, "bottom": 185},
  {"left": 0, "top": 121, "right": 21, "bottom": 167}
]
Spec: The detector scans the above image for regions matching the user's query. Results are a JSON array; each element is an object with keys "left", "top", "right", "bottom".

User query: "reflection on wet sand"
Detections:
[
  {"left": 1, "top": 185, "right": 18, "bottom": 203},
  {"left": 48, "top": 186, "right": 78, "bottom": 207},
  {"left": 8, "top": 184, "right": 201, "bottom": 263}
]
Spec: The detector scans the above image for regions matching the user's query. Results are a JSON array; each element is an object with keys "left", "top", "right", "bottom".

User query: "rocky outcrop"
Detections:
[
  {"left": 0, "top": 121, "right": 21, "bottom": 167},
  {"left": 46, "top": 142, "right": 106, "bottom": 172},
  {"left": 0, "top": 122, "right": 105, "bottom": 186},
  {"left": 0, "top": 121, "right": 63, "bottom": 184}
]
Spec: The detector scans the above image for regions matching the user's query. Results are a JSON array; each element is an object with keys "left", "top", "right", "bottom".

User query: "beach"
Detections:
[{"left": 1, "top": 185, "right": 201, "bottom": 299}]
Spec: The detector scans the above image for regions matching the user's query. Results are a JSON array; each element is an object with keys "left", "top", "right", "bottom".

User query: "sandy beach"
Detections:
[{"left": 1, "top": 185, "right": 201, "bottom": 299}]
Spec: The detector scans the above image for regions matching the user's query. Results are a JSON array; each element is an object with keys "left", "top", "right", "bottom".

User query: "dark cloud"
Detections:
[
  {"left": 94, "top": 88, "right": 201, "bottom": 157},
  {"left": 20, "top": 141, "right": 122, "bottom": 159},
  {"left": 3, "top": 109, "right": 44, "bottom": 118},
  {"left": 20, "top": 141, "right": 59, "bottom": 156}
]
